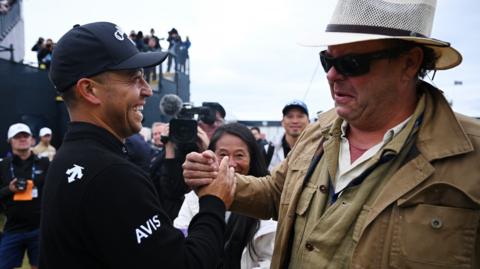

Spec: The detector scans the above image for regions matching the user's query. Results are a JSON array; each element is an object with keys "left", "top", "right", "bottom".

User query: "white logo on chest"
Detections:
[
  {"left": 135, "top": 215, "right": 161, "bottom": 244},
  {"left": 66, "top": 164, "right": 84, "bottom": 183}
]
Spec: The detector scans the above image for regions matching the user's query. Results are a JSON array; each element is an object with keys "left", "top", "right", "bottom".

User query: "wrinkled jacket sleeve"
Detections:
[{"left": 230, "top": 155, "right": 289, "bottom": 220}]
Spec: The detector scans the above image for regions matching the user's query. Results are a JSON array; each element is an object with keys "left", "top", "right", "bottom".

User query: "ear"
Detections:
[
  {"left": 401, "top": 47, "right": 423, "bottom": 80},
  {"left": 75, "top": 78, "right": 102, "bottom": 105}
]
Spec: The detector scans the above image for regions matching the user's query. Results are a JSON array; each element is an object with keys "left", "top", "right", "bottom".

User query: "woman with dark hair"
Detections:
[{"left": 175, "top": 123, "right": 276, "bottom": 269}]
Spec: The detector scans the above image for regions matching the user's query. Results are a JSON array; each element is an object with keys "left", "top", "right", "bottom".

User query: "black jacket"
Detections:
[
  {"left": 0, "top": 153, "right": 49, "bottom": 232},
  {"left": 39, "top": 122, "right": 226, "bottom": 269},
  {"left": 150, "top": 152, "right": 190, "bottom": 220}
]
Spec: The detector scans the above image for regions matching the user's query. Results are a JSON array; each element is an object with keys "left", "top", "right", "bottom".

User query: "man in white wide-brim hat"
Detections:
[{"left": 183, "top": 0, "right": 480, "bottom": 268}]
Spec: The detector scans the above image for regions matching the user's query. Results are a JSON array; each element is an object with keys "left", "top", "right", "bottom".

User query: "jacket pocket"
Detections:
[
  {"left": 280, "top": 156, "right": 310, "bottom": 206},
  {"left": 390, "top": 203, "right": 480, "bottom": 269},
  {"left": 295, "top": 182, "right": 317, "bottom": 216}
]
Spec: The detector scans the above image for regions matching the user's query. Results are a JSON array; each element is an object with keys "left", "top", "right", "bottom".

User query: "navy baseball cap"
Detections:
[
  {"left": 49, "top": 22, "right": 168, "bottom": 92},
  {"left": 282, "top": 100, "right": 309, "bottom": 116}
]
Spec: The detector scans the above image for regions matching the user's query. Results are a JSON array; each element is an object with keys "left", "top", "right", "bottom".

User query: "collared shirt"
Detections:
[{"left": 334, "top": 116, "right": 411, "bottom": 195}]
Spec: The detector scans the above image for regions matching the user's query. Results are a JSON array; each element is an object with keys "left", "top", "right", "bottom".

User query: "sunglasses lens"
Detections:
[
  {"left": 319, "top": 52, "right": 332, "bottom": 73},
  {"left": 337, "top": 56, "right": 369, "bottom": 76}
]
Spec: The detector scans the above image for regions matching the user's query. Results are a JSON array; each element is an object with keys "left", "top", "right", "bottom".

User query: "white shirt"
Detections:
[
  {"left": 174, "top": 191, "right": 276, "bottom": 269},
  {"left": 335, "top": 116, "right": 411, "bottom": 195}
]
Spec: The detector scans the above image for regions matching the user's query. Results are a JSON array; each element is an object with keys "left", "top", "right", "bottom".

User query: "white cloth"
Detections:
[
  {"left": 335, "top": 116, "right": 411, "bottom": 195},
  {"left": 174, "top": 191, "right": 277, "bottom": 269},
  {"left": 264, "top": 134, "right": 285, "bottom": 171}
]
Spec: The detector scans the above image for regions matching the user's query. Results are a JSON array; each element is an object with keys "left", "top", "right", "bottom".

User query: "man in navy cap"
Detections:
[
  {"left": 265, "top": 100, "right": 310, "bottom": 170},
  {"left": 40, "top": 22, "right": 235, "bottom": 269}
]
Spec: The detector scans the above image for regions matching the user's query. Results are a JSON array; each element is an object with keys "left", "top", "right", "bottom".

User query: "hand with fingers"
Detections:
[
  {"left": 183, "top": 150, "right": 219, "bottom": 189},
  {"left": 197, "top": 156, "right": 236, "bottom": 209}
]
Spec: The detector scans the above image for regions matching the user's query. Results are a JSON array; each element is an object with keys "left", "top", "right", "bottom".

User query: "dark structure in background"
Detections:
[{"left": 0, "top": 58, "right": 190, "bottom": 155}]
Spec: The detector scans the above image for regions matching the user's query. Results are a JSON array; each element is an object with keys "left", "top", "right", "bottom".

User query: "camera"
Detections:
[
  {"left": 169, "top": 103, "right": 216, "bottom": 153},
  {"left": 15, "top": 178, "right": 27, "bottom": 191}
]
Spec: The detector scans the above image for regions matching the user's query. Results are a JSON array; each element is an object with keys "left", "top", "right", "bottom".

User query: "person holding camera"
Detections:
[
  {"left": 40, "top": 22, "right": 235, "bottom": 269},
  {"left": 0, "top": 123, "right": 49, "bottom": 269},
  {"left": 150, "top": 102, "right": 226, "bottom": 220}
]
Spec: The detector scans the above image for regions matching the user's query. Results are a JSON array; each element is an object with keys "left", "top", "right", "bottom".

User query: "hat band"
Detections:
[{"left": 326, "top": 24, "right": 427, "bottom": 38}]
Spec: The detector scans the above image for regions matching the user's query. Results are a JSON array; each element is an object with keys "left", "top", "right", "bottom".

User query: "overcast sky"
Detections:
[{"left": 22, "top": 0, "right": 480, "bottom": 121}]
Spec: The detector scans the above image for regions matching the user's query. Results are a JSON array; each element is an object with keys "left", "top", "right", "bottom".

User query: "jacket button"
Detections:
[
  {"left": 319, "top": 185, "right": 327, "bottom": 193},
  {"left": 305, "top": 242, "right": 314, "bottom": 251},
  {"left": 431, "top": 218, "right": 443, "bottom": 229}
]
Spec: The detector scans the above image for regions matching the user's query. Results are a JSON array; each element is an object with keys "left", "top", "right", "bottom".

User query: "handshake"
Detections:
[{"left": 182, "top": 151, "right": 236, "bottom": 208}]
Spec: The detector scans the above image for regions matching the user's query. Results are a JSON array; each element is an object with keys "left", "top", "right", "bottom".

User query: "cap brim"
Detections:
[
  {"left": 110, "top": 51, "right": 168, "bottom": 70},
  {"left": 299, "top": 32, "right": 462, "bottom": 70},
  {"left": 283, "top": 105, "right": 308, "bottom": 116}
]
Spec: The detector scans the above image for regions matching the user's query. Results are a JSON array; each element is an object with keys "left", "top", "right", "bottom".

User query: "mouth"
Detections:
[
  {"left": 132, "top": 105, "right": 144, "bottom": 120},
  {"left": 333, "top": 91, "right": 354, "bottom": 105}
]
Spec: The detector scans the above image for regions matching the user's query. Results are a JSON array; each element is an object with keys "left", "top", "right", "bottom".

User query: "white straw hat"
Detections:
[{"left": 300, "top": 0, "right": 462, "bottom": 70}]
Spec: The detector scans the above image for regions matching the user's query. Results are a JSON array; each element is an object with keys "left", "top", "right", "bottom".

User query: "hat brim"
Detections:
[
  {"left": 299, "top": 32, "right": 462, "bottom": 70},
  {"left": 283, "top": 105, "right": 308, "bottom": 116},
  {"left": 110, "top": 51, "right": 168, "bottom": 70}
]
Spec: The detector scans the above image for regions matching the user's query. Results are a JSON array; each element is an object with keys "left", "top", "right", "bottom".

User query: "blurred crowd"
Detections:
[
  {"left": 31, "top": 26, "right": 191, "bottom": 80},
  {"left": 0, "top": 0, "right": 16, "bottom": 14}
]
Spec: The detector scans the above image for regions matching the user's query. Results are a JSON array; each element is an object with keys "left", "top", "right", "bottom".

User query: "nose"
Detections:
[
  {"left": 228, "top": 157, "right": 237, "bottom": 169},
  {"left": 140, "top": 77, "right": 153, "bottom": 97},
  {"left": 326, "top": 66, "right": 345, "bottom": 82}
]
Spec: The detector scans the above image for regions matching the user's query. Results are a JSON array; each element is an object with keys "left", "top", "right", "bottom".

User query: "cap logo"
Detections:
[{"left": 114, "top": 25, "right": 126, "bottom": 41}]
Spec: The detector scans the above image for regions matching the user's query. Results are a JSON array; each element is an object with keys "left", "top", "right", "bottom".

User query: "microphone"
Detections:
[{"left": 159, "top": 94, "right": 183, "bottom": 117}]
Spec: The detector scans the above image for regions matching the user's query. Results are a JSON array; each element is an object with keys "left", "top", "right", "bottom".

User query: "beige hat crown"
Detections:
[{"left": 301, "top": 0, "right": 462, "bottom": 70}]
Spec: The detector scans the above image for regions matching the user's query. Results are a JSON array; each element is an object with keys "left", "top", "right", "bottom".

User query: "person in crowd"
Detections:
[
  {"left": 129, "top": 30, "right": 136, "bottom": 41},
  {"left": 150, "top": 102, "right": 226, "bottom": 219},
  {"left": 149, "top": 28, "right": 161, "bottom": 50},
  {"left": 182, "top": 0, "right": 480, "bottom": 268},
  {"left": 166, "top": 28, "right": 181, "bottom": 72},
  {"left": 32, "top": 127, "right": 56, "bottom": 161},
  {"left": 175, "top": 123, "right": 276, "bottom": 269},
  {"left": 0, "top": 123, "right": 49, "bottom": 269},
  {"left": 40, "top": 21, "right": 235, "bottom": 269},
  {"left": 134, "top": 30, "right": 145, "bottom": 51},
  {"left": 31, "top": 37, "right": 44, "bottom": 66},
  {"left": 250, "top": 126, "right": 268, "bottom": 148},
  {"left": 265, "top": 100, "right": 309, "bottom": 171},
  {"left": 0, "top": 0, "right": 13, "bottom": 13},
  {"left": 198, "top": 102, "right": 226, "bottom": 139},
  {"left": 150, "top": 122, "right": 167, "bottom": 155},
  {"left": 37, "top": 38, "right": 54, "bottom": 70},
  {"left": 177, "top": 36, "right": 191, "bottom": 73},
  {"left": 144, "top": 37, "right": 161, "bottom": 83}
]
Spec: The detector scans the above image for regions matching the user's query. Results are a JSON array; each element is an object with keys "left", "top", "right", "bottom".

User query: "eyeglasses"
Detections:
[{"left": 319, "top": 47, "right": 410, "bottom": 77}]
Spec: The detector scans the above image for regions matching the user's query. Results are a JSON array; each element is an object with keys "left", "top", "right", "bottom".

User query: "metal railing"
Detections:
[{"left": 0, "top": 0, "right": 21, "bottom": 42}]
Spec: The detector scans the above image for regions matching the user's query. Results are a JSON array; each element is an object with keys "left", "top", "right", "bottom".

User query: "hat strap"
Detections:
[{"left": 326, "top": 24, "right": 426, "bottom": 38}]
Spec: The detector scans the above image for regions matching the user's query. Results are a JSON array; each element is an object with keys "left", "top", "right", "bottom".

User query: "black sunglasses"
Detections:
[{"left": 319, "top": 47, "right": 410, "bottom": 77}]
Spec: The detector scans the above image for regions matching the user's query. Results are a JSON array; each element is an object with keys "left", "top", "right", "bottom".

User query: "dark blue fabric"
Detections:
[{"left": 0, "top": 228, "right": 40, "bottom": 268}]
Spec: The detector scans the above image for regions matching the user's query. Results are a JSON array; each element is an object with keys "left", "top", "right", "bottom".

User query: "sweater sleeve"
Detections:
[{"left": 82, "top": 163, "right": 225, "bottom": 269}]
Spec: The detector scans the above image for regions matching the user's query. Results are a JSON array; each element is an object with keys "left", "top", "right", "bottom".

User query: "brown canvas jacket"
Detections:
[{"left": 231, "top": 83, "right": 480, "bottom": 269}]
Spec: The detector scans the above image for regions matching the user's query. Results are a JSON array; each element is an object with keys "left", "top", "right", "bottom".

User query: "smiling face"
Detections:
[
  {"left": 214, "top": 133, "right": 251, "bottom": 175},
  {"left": 282, "top": 108, "right": 309, "bottom": 138},
  {"left": 325, "top": 40, "right": 415, "bottom": 131},
  {"left": 93, "top": 69, "right": 152, "bottom": 139}
]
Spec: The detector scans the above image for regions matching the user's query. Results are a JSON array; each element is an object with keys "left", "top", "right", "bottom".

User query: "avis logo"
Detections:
[{"left": 135, "top": 215, "right": 161, "bottom": 244}]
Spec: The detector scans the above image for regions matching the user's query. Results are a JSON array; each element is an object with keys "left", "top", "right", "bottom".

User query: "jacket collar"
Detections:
[
  {"left": 64, "top": 122, "right": 128, "bottom": 157},
  {"left": 317, "top": 81, "right": 473, "bottom": 161},
  {"left": 415, "top": 81, "right": 474, "bottom": 161}
]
